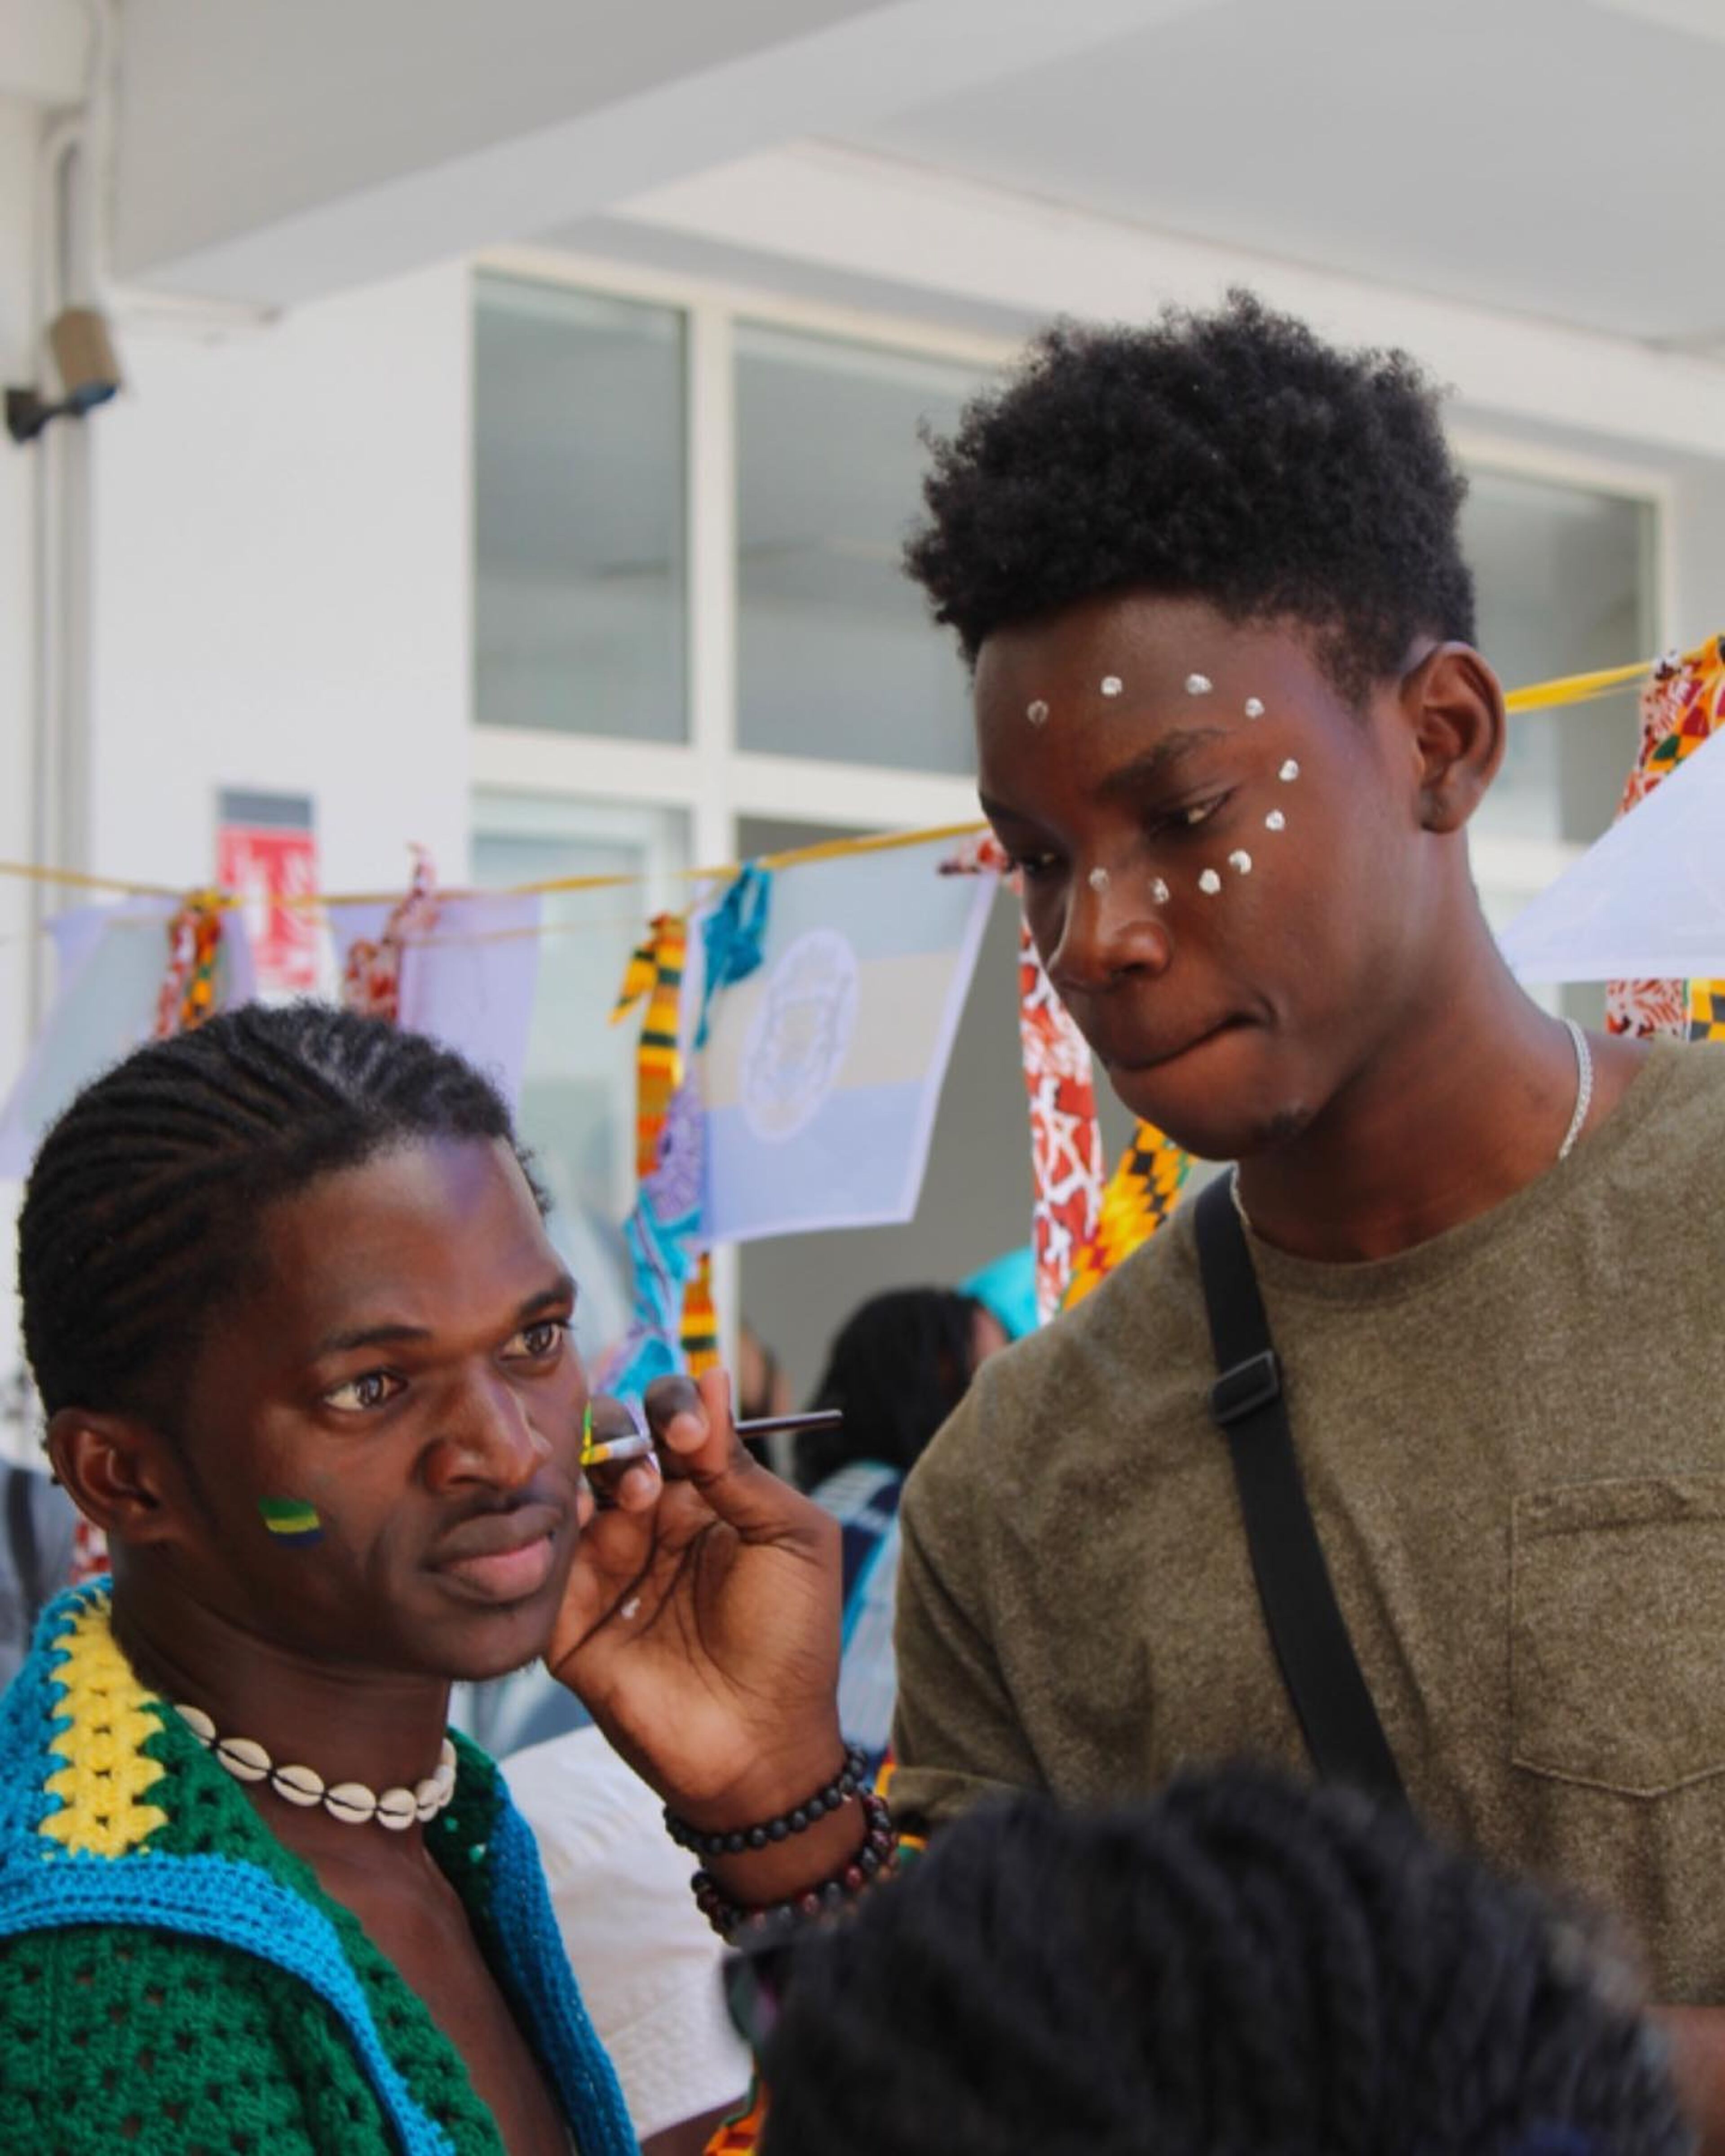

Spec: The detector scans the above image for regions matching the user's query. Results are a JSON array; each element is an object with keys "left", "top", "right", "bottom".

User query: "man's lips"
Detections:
[
  {"left": 1097, "top": 1015, "right": 1249, "bottom": 1074},
  {"left": 431, "top": 1501, "right": 566, "bottom": 1603}
]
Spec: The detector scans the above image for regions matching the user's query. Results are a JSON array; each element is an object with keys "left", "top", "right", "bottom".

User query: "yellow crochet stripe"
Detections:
[{"left": 40, "top": 1591, "right": 169, "bottom": 1857}]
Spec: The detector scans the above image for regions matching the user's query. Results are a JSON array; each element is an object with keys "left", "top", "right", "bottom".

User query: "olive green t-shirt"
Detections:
[{"left": 892, "top": 1039, "right": 1725, "bottom": 2001}]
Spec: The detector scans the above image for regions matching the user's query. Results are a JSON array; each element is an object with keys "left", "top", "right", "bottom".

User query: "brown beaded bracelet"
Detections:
[
  {"left": 691, "top": 1788, "right": 898, "bottom": 1943},
  {"left": 664, "top": 1743, "right": 870, "bottom": 1859}
]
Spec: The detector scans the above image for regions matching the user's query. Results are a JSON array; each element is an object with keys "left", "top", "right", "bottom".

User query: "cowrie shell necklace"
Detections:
[{"left": 175, "top": 1701, "right": 458, "bottom": 1831}]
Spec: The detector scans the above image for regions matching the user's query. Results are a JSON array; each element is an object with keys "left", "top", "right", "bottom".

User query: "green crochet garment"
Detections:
[{"left": 0, "top": 1586, "right": 637, "bottom": 2156}]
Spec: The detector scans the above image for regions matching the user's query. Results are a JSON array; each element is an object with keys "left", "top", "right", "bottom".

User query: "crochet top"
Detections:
[{"left": 0, "top": 1582, "right": 640, "bottom": 2156}]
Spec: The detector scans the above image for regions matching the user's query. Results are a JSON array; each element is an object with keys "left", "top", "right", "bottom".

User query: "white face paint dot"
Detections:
[
  {"left": 1088, "top": 866, "right": 1110, "bottom": 893},
  {"left": 1185, "top": 673, "right": 1212, "bottom": 697},
  {"left": 1229, "top": 850, "right": 1253, "bottom": 876},
  {"left": 1265, "top": 809, "right": 1286, "bottom": 832},
  {"left": 1026, "top": 699, "right": 1049, "bottom": 727},
  {"left": 1150, "top": 878, "right": 1170, "bottom": 906},
  {"left": 620, "top": 1596, "right": 641, "bottom": 1621},
  {"left": 1244, "top": 697, "right": 1265, "bottom": 719},
  {"left": 1279, "top": 759, "right": 1300, "bottom": 783},
  {"left": 1199, "top": 869, "right": 1222, "bottom": 897},
  {"left": 1100, "top": 675, "right": 1124, "bottom": 698}
]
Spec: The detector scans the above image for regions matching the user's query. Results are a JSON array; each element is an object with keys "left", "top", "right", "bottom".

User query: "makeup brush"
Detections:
[{"left": 580, "top": 1405, "right": 843, "bottom": 1469}]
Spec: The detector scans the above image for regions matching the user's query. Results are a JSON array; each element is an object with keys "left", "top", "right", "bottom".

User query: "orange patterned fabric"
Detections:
[
  {"left": 341, "top": 847, "right": 440, "bottom": 1023},
  {"left": 1063, "top": 1120, "right": 1190, "bottom": 1311},
  {"left": 1020, "top": 928, "right": 1105, "bottom": 1324},
  {"left": 613, "top": 914, "right": 687, "bottom": 1180},
  {"left": 1607, "top": 637, "right": 1725, "bottom": 1040},
  {"left": 611, "top": 914, "right": 719, "bottom": 1376},
  {"left": 151, "top": 892, "right": 224, "bottom": 1040},
  {"left": 705, "top": 2084, "right": 768, "bottom": 2156}
]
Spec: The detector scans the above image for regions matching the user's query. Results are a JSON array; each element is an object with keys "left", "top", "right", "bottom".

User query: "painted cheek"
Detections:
[{"left": 257, "top": 1495, "right": 325, "bottom": 1548}]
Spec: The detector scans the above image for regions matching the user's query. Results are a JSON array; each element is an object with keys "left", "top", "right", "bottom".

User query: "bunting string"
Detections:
[{"left": 0, "top": 647, "right": 1671, "bottom": 918}]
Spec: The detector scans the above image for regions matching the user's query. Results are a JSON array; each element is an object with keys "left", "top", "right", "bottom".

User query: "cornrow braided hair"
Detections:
[
  {"left": 18, "top": 1002, "right": 542, "bottom": 1423},
  {"left": 758, "top": 1768, "right": 1691, "bottom": 2156}
]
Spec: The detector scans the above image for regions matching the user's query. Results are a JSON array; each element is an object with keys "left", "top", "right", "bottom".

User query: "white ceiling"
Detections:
[{"left": 849, "top": 0, "right": 1725, "bottom": 347}]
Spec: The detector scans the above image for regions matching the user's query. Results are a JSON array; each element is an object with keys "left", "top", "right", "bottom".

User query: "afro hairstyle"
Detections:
[{"left": 904, "top": 291, "right": 1476, "bottom": 700}]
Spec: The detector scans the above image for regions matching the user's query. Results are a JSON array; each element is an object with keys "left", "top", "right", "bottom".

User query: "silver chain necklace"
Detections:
[{"left": 1232, "top": 1018, "right": 1595, "bottom": 1231}]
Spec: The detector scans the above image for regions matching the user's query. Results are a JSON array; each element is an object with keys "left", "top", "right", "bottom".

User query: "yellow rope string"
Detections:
[{"left": 0, "top": 659, "right": 1663, "bottom": 911}]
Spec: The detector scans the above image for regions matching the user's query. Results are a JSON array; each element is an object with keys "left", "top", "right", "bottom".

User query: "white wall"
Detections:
[
  {"left": 0, "top": 248, "right": 475, "bottom": 1453},
  {"left": 87, "top": 260, "right": 474, "bottom": 897},
  {"left": 1668, "top": 457, "right": 1725, "bottom": 653}
]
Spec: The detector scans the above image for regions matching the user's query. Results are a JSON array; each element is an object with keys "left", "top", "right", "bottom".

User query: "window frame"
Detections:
[{"left": 473, "top": 245, "right": 1673, "bottom": 884}]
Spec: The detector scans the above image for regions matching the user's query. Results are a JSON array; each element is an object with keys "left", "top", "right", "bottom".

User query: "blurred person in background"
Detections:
[{"left": 796, "top": 1287, "right": 1010, "bottom": 1774}]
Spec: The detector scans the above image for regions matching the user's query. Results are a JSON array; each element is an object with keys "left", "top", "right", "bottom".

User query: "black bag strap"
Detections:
[{"left": 1191, "top": 1175, "right": 1405, "bottom": 1802}]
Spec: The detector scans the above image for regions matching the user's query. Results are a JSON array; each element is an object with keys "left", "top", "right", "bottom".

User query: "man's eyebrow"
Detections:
[
  {"left": 1096, "top": 728, "right": 1229, "bottom": 802},
  {"left": 312, "top": 1320, "right": 434, "bottom": 1359},
  {"left": 311, "top": 1274, "right": 577, "bottom": 1359},
  {"left": 980, "top": 728, "right": 1231, "bottom": 828},
  {"left": 517, "top": 1274, "right": 578, "bottom": 1322}
]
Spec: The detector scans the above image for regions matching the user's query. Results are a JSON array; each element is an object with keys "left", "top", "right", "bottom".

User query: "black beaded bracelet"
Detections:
[
  {"left": 663, "top": 1743, "right": 870, "bottom": 1858},
  {"left": 692, "top": 1788, "right": 899, "bottom": 1942}
]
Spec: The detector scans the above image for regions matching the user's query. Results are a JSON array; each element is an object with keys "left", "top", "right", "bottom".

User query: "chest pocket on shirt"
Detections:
[{"left": 1511, "top": 1475, "right": 1725, "bottom": 1798}]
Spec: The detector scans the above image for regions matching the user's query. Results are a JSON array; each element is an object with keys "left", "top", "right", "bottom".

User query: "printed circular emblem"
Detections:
[{"left": 742, "top": 930, "right": 860, "bottom": 1143}]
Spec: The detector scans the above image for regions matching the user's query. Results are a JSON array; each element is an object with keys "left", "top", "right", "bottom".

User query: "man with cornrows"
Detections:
[{"left": 0, "top": 1003, "right": 853, "bottom": 2155}]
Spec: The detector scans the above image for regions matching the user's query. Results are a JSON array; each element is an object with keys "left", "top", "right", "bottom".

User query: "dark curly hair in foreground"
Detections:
[
  {"left": 905, "top": 292, "right": 1476, "bottom": 699},
  {"left": 758, "top": 1769, "right": 1690, "bottom": 2156},
  {"left": 19, "top": 1002, "right": 540, "bottom": 1423}
]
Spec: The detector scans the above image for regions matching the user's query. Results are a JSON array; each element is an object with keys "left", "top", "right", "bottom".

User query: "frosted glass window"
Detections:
[
  {"left": 475, "top": 277, "right": 686, "bottom": 741},
  {"left": 1464, "top": 471, "right": 1654, "bottom": 853},
  {"left": 737, "top": 325, "right": 986, "bottom": 774}
]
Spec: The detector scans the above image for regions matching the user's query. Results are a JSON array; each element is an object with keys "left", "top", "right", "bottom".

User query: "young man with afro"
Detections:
[
  {"left": 639, "top": 292, "right": 1725, "bottom": 2147},
  {"left": 883, "top": 291, "right": 1725, "bottom": 2134}
]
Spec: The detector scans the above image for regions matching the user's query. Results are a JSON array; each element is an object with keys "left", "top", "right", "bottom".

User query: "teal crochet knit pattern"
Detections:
[{"left": 0, "top": 1583, "right": 640, "bottom": 2156}]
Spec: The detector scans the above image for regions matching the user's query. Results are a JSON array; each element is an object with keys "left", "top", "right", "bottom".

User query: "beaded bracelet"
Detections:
[
  {"left": 663, "top": 1743, "right": 870, "bottom": 1858},
  {"left": 692, "top": 1789, "right": 899, "bottom": 1942}
]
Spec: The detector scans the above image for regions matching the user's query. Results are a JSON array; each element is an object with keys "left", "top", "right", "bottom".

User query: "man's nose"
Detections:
[
  {"left": 424, "top": 1369, "right": 551, "bottom": 1492},
  {"left": 1047, "top": 870, "right": 1173, "bottom": 998}
]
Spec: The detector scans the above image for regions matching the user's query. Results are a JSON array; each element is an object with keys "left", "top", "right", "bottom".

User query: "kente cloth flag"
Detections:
[
  {"left": 0, "top": 897, "right": 257, "bottom": 1178},
  {"left": 698, "top": 839, "right": 996, "bottom": 1243},
  {"left": 1601, "top": 636, "right": 1725, "bottom": 1039},
  {"left": 340, "top": 845, "right": 440, "bottom": 1022},
  {"left": 1498, "top": 699, "right": 1725, "bottom": 994},
  {"left": 598, "top": 909, "right": 719, "bottom": 1404},
  {"left": 1020, "top": 926, "right": 1105, "bottom": 1325},
  {"left": 1062, "top": 1120, "right": 1191, "bottom": 1312},
  {"left": 328, "top": 889, "right": 542, "bottom": 1111}
]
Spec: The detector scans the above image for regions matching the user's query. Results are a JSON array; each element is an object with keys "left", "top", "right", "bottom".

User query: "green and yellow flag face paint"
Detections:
[{"left": 257, "top": 1497, "right": 324, "bottom": 1546}]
